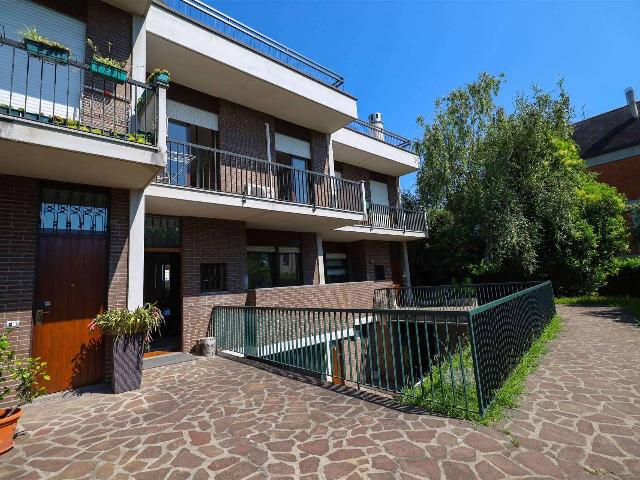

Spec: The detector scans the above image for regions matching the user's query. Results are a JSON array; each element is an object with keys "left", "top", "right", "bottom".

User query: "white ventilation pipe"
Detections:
[
  {"left": 625, "top": 87, "right": 639, "bottom": 119},
  {"left": 369, "top": 112, "right": 385, "bottom": 140}
]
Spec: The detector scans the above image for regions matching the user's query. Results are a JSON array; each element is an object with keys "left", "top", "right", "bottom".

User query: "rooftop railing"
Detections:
[
  {"left": 346, "top": 118, "right": 414, "bottom": 152},
  {"left": 155, "top": 0, "right": 345, "bottom": 90},
  {"left": 158, "top": 139, "right": 365, "bottom": 214},
  {"left": 358, "top": 203, "right": 426, "bottom": 232},
  {"left": 0, "top": 37, "right": 157, "bottom": 146}
]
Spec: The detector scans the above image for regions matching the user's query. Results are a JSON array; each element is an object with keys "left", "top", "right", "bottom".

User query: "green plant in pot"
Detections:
[
  {"left": 147, "top": 68, "right": 170, "bottom": 86},
  {"left": 89, "top": 304, "right": 163, "bottom": 394},
  {"left": 87, "top": 38, "right": 127, "bottom": 84},
  {"left": 19, "top": 26, "right": 70, "bottom": 63},
  {"left": 0, "top": 329, "right": 49, "bottom": 455}
]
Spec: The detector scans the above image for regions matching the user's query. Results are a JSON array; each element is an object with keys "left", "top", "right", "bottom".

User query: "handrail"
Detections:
[
  {"left": 358, "top": 202, "right": 426, "bottom": 232},
  {"left": 158, "top": 139, "right": 365, "bottom": 213},
  {"left": 155, "top": 0, "right": 345, "bottom": 89},
  {"left": 346, "top": 118, "right": 414, "bottom": 152}
]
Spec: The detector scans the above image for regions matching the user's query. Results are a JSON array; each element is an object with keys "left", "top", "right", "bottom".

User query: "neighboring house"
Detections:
[
  {"left": 573, "top": 87, "right": 640, "bottom": 254},
  {"left": 0, "top": 0, "right": 424, "bottom": 395}
]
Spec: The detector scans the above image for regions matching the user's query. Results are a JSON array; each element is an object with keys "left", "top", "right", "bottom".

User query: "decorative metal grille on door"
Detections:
[{"left": 40, "top": 187, "right": 108, "bottom": 233}]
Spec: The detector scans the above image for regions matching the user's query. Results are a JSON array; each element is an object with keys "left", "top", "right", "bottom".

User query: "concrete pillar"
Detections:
[
  {"left": 316, "top": 233, "right": 326, "bottom": 285},
  {"left": 155, "top": 83, "right": 168, "bottom": 162},
  {"left": 401, "top": 241, "right": 412, "bottom": 288},
  {"left": 326, "top": 133, "right": 335, "bottom": 177},
  {"left": 131, "top": 15, "right": 147, "bottom": 84},
  {"left": 127, "top": 189, "right": 145, "bottom": 310}
]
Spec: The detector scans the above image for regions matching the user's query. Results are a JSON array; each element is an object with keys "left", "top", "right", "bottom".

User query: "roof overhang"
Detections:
[
  {"left": 332, "top": 128, "right": 419, "bottom": 176},
  {"left": 146, "top": 4, "right": 357, "bottom": 134},
  {"left": 323, "top": 225, "right": 425, "bottom": 242}
]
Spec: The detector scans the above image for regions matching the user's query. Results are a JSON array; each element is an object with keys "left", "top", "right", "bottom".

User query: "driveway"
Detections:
[{"left": 1, "top": 305, "right": 639, "bottom": 479}]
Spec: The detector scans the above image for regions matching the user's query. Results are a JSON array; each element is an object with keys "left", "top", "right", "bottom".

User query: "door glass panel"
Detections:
[
  {"left": 40, "top": 187, "right": 108, "bottom": 233},
  {"left": 370, "top": 180, "right": 390, "bottom": 206},
  {"left": 278, "top": 253, "right": 300, "bottom": 286},
  {"left": 291, "top": 157, "right": 309, "bottom": 204}
]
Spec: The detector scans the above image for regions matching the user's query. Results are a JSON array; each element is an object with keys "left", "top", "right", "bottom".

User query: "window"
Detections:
[
  {"left": 374, "top": 265, "right": 386, "bottom": 281},
  {"left": 325, "top": 253, "right": 348, "bottom": 284},
  {"left": 247, "top": 246, "right": 301, "bottom": 289},
  {"left": 200, "top": 264, "right": 226, "bottom": 292}
]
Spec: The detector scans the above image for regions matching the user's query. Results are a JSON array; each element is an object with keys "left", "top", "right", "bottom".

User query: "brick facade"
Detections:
[
  {"left": 0, "top": 175, "right": 39, "bottom": 406},
  {"left": 589, "top": 156, "right": 640, "bottom": 201},
  {"left": 246, "top": 280, "right": 392, "bottom": 309},
  {"left": 181, "top": 217, "right": 248, "bottom": 352},
  {"left": 339, "top": 163, "right": 399, "bottom": 207},
  {"left": 82, "top": 0, "right": 133, "bottom": 134},
  {"left": 107, "top": 189, "right": 129, "bottom": 309}
]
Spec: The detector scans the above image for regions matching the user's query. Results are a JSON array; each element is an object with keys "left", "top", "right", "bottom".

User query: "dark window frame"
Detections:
[
  {"left": 247, "top": 246, "right": 303, "bottom": 289},
  {"left": 200, "top": 263, "right": 227, "bottom": 293}
]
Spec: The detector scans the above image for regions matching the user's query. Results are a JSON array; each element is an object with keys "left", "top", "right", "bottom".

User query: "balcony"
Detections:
[
  {"left": 323, "top": 203, "right": 426, "bottom": 242},
  {"left": 0, "top": 37, "right": 164, "bottom": 189},
  {"left": 332, "top": 119, "right": 419, "bottom": 176},
  {"left": 146, "top": 0, "right": 357, "bottom": 133},
  {"left": 145, "top": 139, "right": 366, "bottom": 231}
]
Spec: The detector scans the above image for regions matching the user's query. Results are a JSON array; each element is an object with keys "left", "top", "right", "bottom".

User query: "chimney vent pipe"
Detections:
[{"left": 625, "top": 87, "right": 639, "bottom": 119}]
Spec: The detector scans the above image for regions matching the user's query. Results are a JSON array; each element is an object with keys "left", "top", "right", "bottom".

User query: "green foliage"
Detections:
[
  {"left": 411, "top": 73, "right": 629, "bottom": 295},
  {"left": 556, "top": 296, "right": 640, "bottom": 320},
  {"left": 20, "top": 26, "right": 70, "bottom": 53},
  {"left": 86, "top": 38, "right": 126, "bottom": 70},
  {"left": 402, "top": 314, "right": 562, "bottom": 424},
  {"left": 90, "top": 304, "right": 164, "bottom": 340},
  {"left": 0, "top": 329, "right": 49, "bottom": 414},
  {"left": 600, "top": 257, "right": 640, "bottom": 297}
]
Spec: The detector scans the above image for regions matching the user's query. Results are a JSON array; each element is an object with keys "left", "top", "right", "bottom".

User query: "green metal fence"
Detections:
[{"left": 213, "top": 281, "right": 555, "bottom": 416}]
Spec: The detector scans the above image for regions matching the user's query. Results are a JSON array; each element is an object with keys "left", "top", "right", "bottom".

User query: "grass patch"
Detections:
[
  {"left": 401, "top": 313, "right": 562, "bottom": 425},
  {"left": 556, "top": 296, "right": 640, "bottom": 319}
]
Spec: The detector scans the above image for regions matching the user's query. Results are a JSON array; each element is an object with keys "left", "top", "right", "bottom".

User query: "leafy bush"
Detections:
[
  {"left": 0, "top": 329, "right": 49, "bottom": 416},
  {"left": 90, "top": 304, "right": 164, "bottom": 340},
  {"left": 19, "top": 26, "right": 69, "bottom": 53},
  {"left": 600, "top": 257, "right": 640, "bottom": 297}
]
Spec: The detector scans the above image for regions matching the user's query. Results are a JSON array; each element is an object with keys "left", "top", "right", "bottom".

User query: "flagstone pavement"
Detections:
[{"left": 1, "top": 305, "right": 639, "bottom": 479}]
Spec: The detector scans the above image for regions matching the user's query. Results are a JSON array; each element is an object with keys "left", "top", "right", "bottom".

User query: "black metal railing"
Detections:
[
  {"left": 213, "top": 281, "right": 555, "bottom": 417},
  {"left": 346, "top": 119, "right": 413, "bottom": 152},
  {"left": 0, "top": 37, "right": 157, "bottom": 145},
  {"left": 158, "top": 139, "right": 364, "bottom": 213},
  {"left": 358, "top": 203, "right": 426, "bottom": 232},
  {"left": 373, "top": 282, "right": 540, "bottom": 310},
  {"left": 156, "top": 0, "right": 345, "bottom": 89}
]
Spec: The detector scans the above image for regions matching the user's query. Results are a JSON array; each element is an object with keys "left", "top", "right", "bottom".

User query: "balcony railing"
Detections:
[
  {"left": 358, "top": 203, "right": 426, "bottom": 232},
  {"left": 346, "top": 118, "right": 414, "bottom": 152},
  {"left": 0, "top": 37, "right": 157, "bottom": 146},
  {"left": 155, "top": 0, "right": 345, "bottom": 90},
  {"left": 157, "top": 139, "right": 365, "bottom": 214}
]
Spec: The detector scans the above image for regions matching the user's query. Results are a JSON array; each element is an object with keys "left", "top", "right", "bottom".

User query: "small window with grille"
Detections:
[{"left": 200, "top": 263, "right": 226, "bottom": 292}]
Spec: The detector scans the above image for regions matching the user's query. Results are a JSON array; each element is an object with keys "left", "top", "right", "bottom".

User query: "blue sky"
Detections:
[{"left": 211, "top": 0, "right": 640, "bottom": 192}]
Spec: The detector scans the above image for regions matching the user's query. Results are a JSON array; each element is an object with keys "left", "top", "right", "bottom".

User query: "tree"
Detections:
[{"left": 410, "top": 73, "right": 629, "bottom": 295}]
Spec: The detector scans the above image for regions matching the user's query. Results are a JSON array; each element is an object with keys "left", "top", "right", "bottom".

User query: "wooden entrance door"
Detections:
[{"left": 32, "top": 187, "right": 108, "bottom": 393}]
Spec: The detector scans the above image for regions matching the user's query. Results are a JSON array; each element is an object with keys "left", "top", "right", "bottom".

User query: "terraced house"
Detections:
[{"left": 0, "top": 0, "right": 424, "bottom": 395}]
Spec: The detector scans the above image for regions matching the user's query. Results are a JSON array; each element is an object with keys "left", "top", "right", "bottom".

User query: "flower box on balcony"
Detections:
[
  {"left": 147, "top": 69, "right": 170, "bottom": 86},
  {"left": 24, "top": 39, "right": 69, "bottom": 64},
  {"left": 90, "top": 60, "right": 128, "bottom": 84}
]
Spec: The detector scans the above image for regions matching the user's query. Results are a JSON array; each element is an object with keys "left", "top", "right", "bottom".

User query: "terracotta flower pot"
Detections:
[{"left": 0, "top": 408, "right": 22, "bottom": 455}]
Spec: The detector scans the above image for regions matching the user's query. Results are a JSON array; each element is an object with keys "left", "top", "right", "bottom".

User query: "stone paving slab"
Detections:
[{"left": 1, "top": 305, "right": 639, "bottom": 479}]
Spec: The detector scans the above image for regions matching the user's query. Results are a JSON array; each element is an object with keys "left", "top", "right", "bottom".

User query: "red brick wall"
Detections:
[
  {"left": 246, "top": 280, "right": 393, "bottom": 309},
  {"left": 301, "top": 233, "right": 319, "bottom": 285},
  {"left": 340, "top": 163, "right": 399, "bottom": 207},
  {"left": 0, "top": 175, "right": 39, "bottom": 407},
  {"left": 342, "top": 241, "right": 393, "bottom": 282},
  {"left": 589, "top": 156, "right": 640, "bottom": 201},
  {"left": 82, "top": 0, "right": 132, "bottom": 134},
  {"left": 181, "top": 217, "right": 248, "bottom": 352},
  {"left": 107, "top": 189, "right": 129, "bottom": 309}
]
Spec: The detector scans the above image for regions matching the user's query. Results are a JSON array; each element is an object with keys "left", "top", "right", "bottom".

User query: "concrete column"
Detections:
[
  {"left": 155, "top": 83, "right": 168, "bottom": 161},
  {"left": 131, "top": 15, "right": 147, "bottom": 83},
  {"left": 316, "top": 233, "right": 326, "bottom": 285},
  {"left": 127, "top": 190, "right": 145, "bottom": 310},
  {"left": 326, "top": 133, "right": 335, "bottom": 177},
  {"left": 401, "top": 241, "right": 412, "bottom": 288}
]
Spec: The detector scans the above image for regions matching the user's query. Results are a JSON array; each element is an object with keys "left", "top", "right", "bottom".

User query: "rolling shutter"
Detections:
[
  {"left": 0, "top": 0, "right": 86, "bottom": 118},
  {"left": 275, "top": 132, "right": 311, "bottom": 159},
  {"left": 167, "top": 100, "right": 218, "bottom": 131}
]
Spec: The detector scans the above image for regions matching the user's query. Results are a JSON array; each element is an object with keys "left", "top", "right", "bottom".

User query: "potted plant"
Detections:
[
  {"left": 0, "top": 329, "right": 49, "bottom": 455},
  {"left": 19, "top": 26, "right": 70, "bottom": 63},
  {"left": 87, "top": 39, "right": 127, "bottom": 84},
  {"left": 89, "top": 304, "right": 163, "bottom": 394},
  {"left": 147, "top": 69, "right": 170, "bottom": 86},
  {"left": 0, "top": 104, "right": 9, "bottom": 115}
]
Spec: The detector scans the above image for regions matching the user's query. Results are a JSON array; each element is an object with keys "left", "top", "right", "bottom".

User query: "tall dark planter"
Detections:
[{"left": 111, "top": 333, "right": 144, "bottom": 393}]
